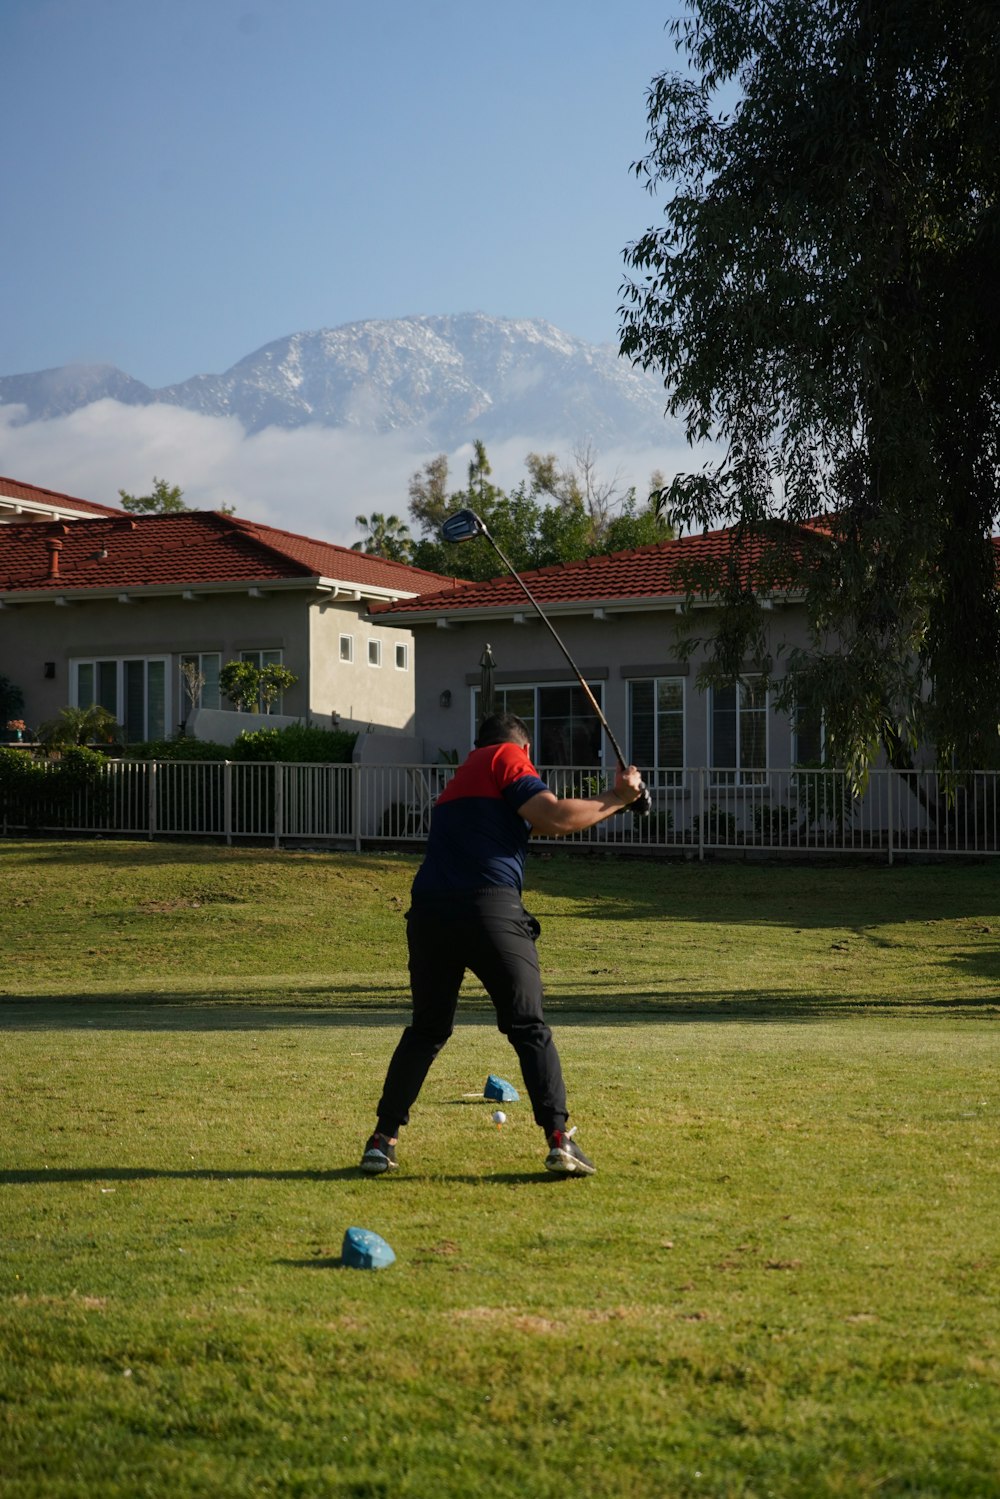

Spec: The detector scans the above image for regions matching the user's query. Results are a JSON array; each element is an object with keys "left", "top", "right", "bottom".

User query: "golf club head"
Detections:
[{"left": 440, "top": 508, "right": 486, "bottom": 545}]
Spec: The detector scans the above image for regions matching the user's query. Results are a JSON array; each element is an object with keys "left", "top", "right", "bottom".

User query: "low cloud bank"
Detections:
[{"left": 0, "top": 400, "right": 692, "bottom": 549}]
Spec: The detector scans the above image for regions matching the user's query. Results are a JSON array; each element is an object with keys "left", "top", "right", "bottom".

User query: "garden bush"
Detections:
[
  {"left": 0, "top": 746, "right": 109, "bottom": 828},
  {"left": 124, "top": 738, "right": 233, "bottom": 761},
  {"left": 125, "top": 726, "right": 357, "bottom": 764},
  {"left": 229, "top": 723, "right": 357, "bottom": 763},
  {"left": 753, "top": 801, "right": 798, "bottom": 845}
]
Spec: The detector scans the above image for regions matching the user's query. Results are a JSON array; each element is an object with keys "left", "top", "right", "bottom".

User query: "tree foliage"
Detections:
[
  {"left": 620, "top": 0, "right": 1000, "bottom": 782},
  {"left": 351, "top": 512, "right": 414, "bottom": 563},
  {"left": 118, "top": 477, "right": 189, "bottom": 514},
  {"left": 118, "top": 477, "right": 235, "bottom": 516},
  {"left": 406, "top": 441, "right": 673, "bottom": 580},
  {"left": 35, "top": 705, "right": 121, "bottom": 751},
  {"left": 0, "top": 745, "right": 109, "bottom": 827},
  {"left": 219, "top": 660, "right": 298, "bottom": 714},
  {"left": 219, "top": 661, "right": 261, "bottom": 713}
]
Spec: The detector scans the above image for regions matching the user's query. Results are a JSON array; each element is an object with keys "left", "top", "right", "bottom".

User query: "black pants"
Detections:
[{"left": 376, "top": 890, "right": 568, "bottom": 1137}]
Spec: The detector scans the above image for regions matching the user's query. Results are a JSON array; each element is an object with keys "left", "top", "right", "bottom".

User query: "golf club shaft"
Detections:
[{"left": 479, "top": 529, "right": 629, "bottom": 771}]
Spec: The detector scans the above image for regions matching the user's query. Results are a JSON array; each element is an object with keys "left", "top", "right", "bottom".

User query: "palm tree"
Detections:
[
  {"left": 351, "top": 512, "right": 414, "bottom": 563},
  {"left": 35, "top": 705, "right": 121, "bottom": 751}
]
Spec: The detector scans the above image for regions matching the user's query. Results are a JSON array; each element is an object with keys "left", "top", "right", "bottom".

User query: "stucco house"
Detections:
[
  {"left": 371, "top": 525, "right": 825, "bottom": 784},
  {"left": 0, "top": 494, "right": 460, "bottom": 742}
]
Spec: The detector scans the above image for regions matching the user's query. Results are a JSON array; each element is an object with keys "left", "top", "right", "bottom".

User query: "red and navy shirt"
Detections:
[{"left": 411, "top": 742, "right": 549, "bottom": 895}]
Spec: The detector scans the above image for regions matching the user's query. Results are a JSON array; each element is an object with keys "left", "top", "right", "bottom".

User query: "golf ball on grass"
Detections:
[{"left": 491, "top": 1110, "right": 506, "bottom": 1125}]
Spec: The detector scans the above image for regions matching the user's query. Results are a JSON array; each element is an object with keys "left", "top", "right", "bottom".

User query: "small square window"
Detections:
[
  {"left": 395, "top": 642, "right": 409, "bottom": 671},
  {"left": 368, "top": 639, "right": 382, "bottom": 667},
  {"left": 339, "top": 635, "right": 354, "bottom": 663}
]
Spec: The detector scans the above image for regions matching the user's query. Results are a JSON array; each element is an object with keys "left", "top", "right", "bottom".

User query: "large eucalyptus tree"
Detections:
[{"left": 620, "top": 0, "right": 1000, "bottom": 784}]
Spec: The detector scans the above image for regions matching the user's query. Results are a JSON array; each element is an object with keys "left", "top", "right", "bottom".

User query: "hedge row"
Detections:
[{"left": 125, "top": 723, "right": 358, "bottom": 763}]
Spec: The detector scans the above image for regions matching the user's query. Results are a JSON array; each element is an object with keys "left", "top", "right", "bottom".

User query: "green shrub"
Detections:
[
  {"left": 0, "top": 746, "right": 109, "bottom": 828},
  {"left": 125, "top": 727, "right": 357, "bottom": 764},
  {"left": 219, "top": 660, "right": 263, "bottom": 713},
  {"left": 125, "top": 738, "right": 233, "bottom": 761},
  {"left": 644, "top": 806, "right": 675, "bottom": 840},
  {"left": 690, "top": 803, "right": 739, "bottom": 843},
  {"left": 230, "top": 724, "right": 358, "bottom": 764},
  {"left": 752, "top": 801, "right": 797, "bottom": 845},
  {"left": 0, "top": 747, "right": 40, "bottom": 818},
  {"left": 259, "top": 663, "right": 298, "bottom": 711},
  {"left": 55, "top": 746, "right": 109, "bottom": 790},
  {"left": 795, "top": 765, "right": 855, "bottom": 836},
  {"left": 35, "top": 705, "right": 121, "bottom": 751}
]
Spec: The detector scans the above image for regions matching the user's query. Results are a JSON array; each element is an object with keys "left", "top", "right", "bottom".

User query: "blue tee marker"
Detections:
[
  {"left": 342, "top": 1226, "right": 396, "bottom": 1270},
  {"left": 484, "top": 1074, "right": 520, "bottom": 1103}
]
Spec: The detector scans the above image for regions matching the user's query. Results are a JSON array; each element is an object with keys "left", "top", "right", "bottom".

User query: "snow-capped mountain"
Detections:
[{"left": 0, "top": 314, "right": 673, "bottom": 450}]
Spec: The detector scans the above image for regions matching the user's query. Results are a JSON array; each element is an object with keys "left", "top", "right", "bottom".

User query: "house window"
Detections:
[
  {"left": 73, "top": 656, "right": 168, "bottom": 743},
  {"left": 368, "top": 640, "right": 382, "bottom": 667},
  {"left": 241, "top": 648, "right": 283, "bottom": 671},
  {"left": 395, "top": 642, "right": 409, "bottom": 671},
  {"left": 179, "top": 652, "right": 221, "bottom": 712},
  {"left": 472, "top": 682, "right": 603, "bottom": 767},
  {"left": 240, "top": 649, "right": 287, "bottom": 713},
  {"left": 340, "top": 635, "right": 354, "bottom": 663},
  {"left": 793, "top": 704, "right": 826, "bottom": 766},
  {"left": 628, "top": 678, "right": 684, "bottom": 785},
  {"left": 710, "top": 677, "right": 768, "bottom": 784}
]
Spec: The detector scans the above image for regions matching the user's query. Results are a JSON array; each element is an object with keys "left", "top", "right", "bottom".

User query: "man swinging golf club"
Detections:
[{"left": 359, "top": 710, "right": 644, "bottom": 1176}]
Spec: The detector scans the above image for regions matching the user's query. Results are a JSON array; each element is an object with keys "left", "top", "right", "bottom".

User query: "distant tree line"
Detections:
[{"left": 351, "top": 439, "right": 675, "bottom": 578}]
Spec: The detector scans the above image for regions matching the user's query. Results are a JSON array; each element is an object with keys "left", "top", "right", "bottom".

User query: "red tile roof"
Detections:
[
  {"left": 221, "top": 515, "right": 463, "bottom": 594},
  {"left": 0, "top": 475, "right": 124, "bottom": 518},
  {"left": 371, "top": 523, "right": 803, "bottom": 617},
  {"left": 0, "top": 512, "right": 459, "bottom": 597},
  {"left": 372, "top": 521, "right": 1000, "bottom": 620}
]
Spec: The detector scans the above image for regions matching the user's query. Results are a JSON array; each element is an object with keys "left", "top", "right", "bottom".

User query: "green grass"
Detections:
[{"left": 1, "top": 841, "right": 999, "bottom": 1497}]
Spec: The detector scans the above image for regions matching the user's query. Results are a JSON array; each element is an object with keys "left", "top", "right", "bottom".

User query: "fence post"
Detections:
[
  {"left": 224, "top": 762, "right": 233, "bottom": 846},
  {"left": 274, "top": 761, "right": 283, "bottom": 849},
  {"left": 887, "top": 770, "right": 894, "bottom": 867},
  {"left": 353, "top": 763, "right": 362, "bottom": 853},
  {"left": 147, "top": 761, "right": 157, "bottom": 842},
  {"left": 698, "top": 768, "right": 705, "bottom": 861}
]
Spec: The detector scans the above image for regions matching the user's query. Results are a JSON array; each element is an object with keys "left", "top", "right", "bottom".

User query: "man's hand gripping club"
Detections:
[{"left": 519, "top": 763, "right": 647, "bottom": 839}]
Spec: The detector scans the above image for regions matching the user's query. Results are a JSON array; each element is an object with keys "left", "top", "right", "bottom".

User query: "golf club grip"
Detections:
[{"left": 631, "top": 784, "right": 652, "bottom": 818}]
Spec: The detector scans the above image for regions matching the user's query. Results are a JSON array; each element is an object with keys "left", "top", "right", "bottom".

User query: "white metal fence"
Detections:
[{"left": 3, "top": 759, "right": 1000, "bottom": 861}]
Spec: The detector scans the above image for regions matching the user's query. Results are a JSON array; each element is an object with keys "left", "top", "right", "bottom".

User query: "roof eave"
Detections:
[
  {"left": 0, "top": 574, "right": 441, "bottom": 608},
  {"left": 372, "top": 589, "right": 802, "bottom": 625},
  {"left": 0, "top": 496, "right": 120, "bottom": 522},
  {"left": 316, "top": 576, "right": 422, "bottom": 603},
  {"left": 0, "top": 577, "right": 323, "bottom": 606}
]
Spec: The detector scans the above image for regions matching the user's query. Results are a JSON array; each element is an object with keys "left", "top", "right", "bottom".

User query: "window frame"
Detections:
[
  {"left": 179, "top": 651, "right": 222, "bottom": 713},
  {"left": 71, "top": 654, "right": 171, "bottom": 743},
  {"left": 627, "top": 676, "right": 686, "bottom": 786},
  {"left": 793, "top": 702, "right": 827, "bottom": 767},
  {"left": 367, "top": 639, "right": 382, "bottom": 668},
  {"left": 708, "top": 675, "right": 769, "bottom": 786},
  {"left": 471, "top": 679, "right": 606, "bottom": 768}
]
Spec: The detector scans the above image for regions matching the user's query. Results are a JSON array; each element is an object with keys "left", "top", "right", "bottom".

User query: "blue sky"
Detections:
[
  {"left": 1, "top": 0, "right": 693, "bottom": 540},
  {"left": 4, "top": 0, "right": 683, "bottom": 387}
]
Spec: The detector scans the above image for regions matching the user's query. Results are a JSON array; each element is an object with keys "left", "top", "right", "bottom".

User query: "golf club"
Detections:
[{"left": 440, "top": 508, "right": 651, "bottom": 817}]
